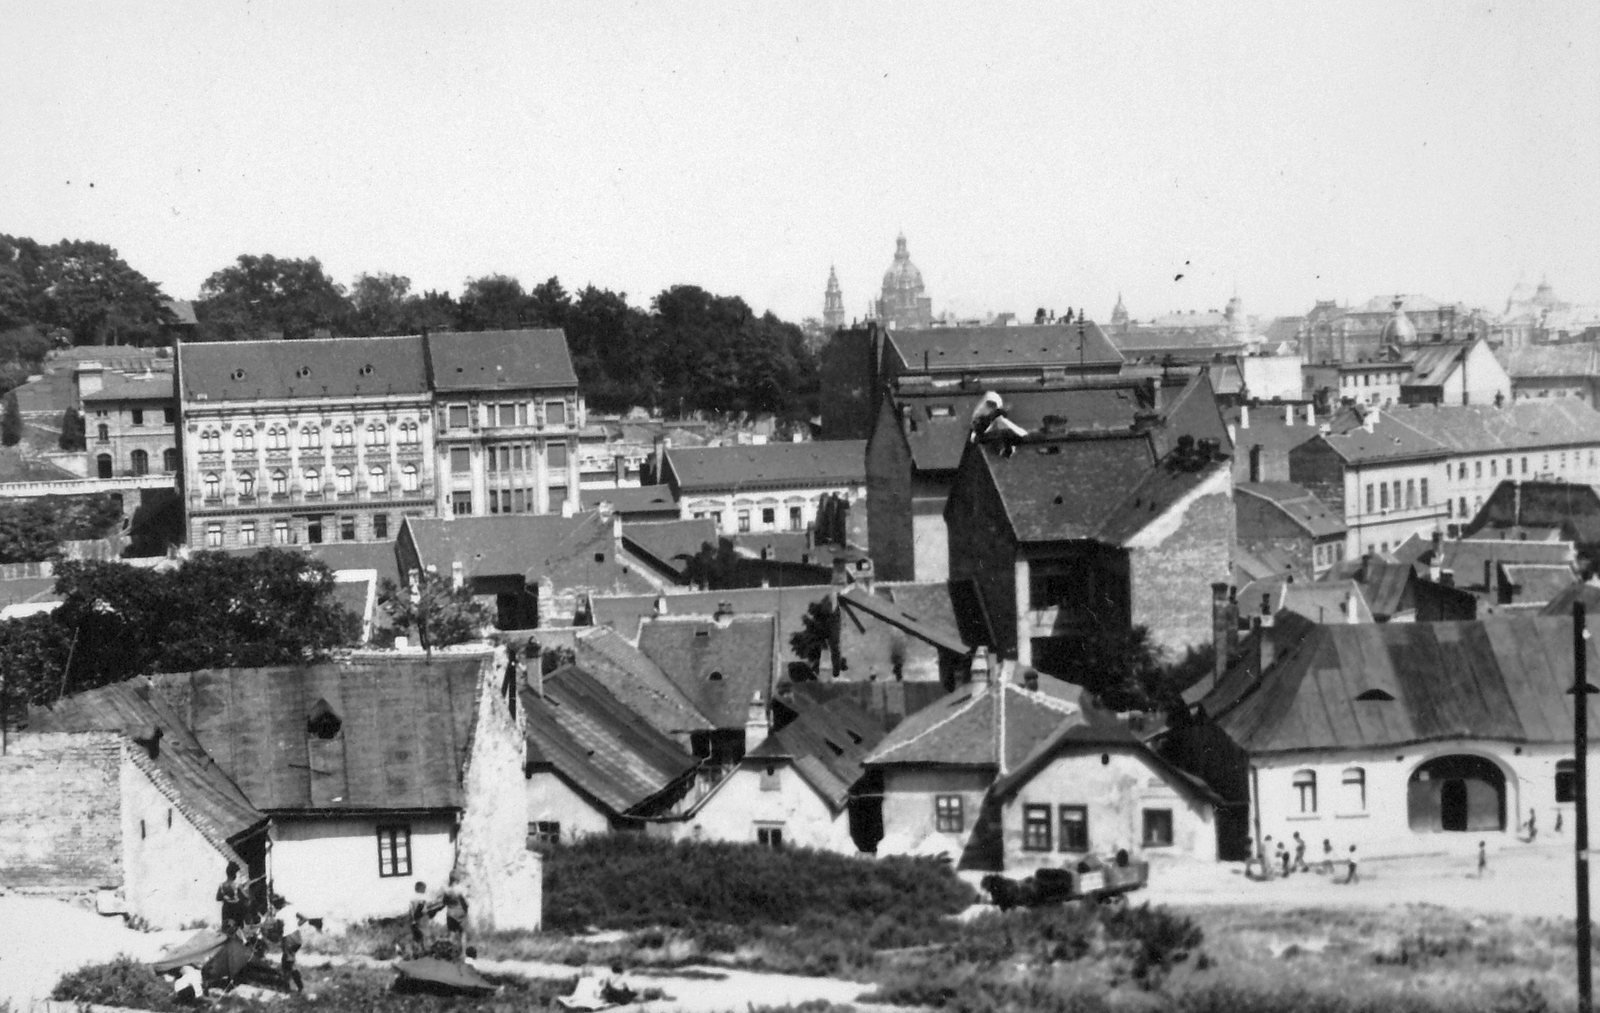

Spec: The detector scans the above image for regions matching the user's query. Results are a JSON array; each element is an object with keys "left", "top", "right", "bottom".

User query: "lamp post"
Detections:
[{"left": 1574, "top": 601, "right": 1595, "bottom": 1013}]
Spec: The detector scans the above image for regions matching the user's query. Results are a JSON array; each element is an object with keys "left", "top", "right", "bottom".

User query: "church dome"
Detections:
[
  {"left": 1379, "top": 296, "right": 1417, "bottom": 344},
  {"left": 882, "top": 234, "right": 924, "bottom": 293}
]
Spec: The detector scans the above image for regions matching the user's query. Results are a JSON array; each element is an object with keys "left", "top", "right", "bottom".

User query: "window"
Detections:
[
  {"left": 271, "top": 469, "right": 288, "bottom": 496},
  {"left": 401, "top": 463, "right": 420, "bottom": 492},
  {"left": 1521, "top": 456, "right": 1528, "bottom": 474},
  {"left": 1490, "top": 459, "right": 1498, "bottom": 477},
  {"left": 1293, "top": 769, "right": 1318, "bottom": 813},
  {"left": 935, "top": 795, "right": 964, "bottom": 833},
  {"left": 498, "top": 404, "right": 517, "bottom": 427},
  {"left": 131, "top": 408, "right": 144, "bottom": 427},
  {"left": 1474, "top": 461, "right": 1482, "bottom": 479},
  {"left": 201, "top": 430, "right": 220, "bottom": 453},
  {"left": 452, "top": 491, "right": 472, "bottom": 515},
  {"left": 1392, "top": 481, "right": 1401, "bottom": 510},
  {"left": 335, "top": 466, "right": 354, "bottom": 494},
  {"left": 376, "top": 826, "right": 412, "bottom": 877},
  {"left": 450, "top": 447, "right": 471, "bottom": 473},
  {"left": 1365, "top": 484, "right": 1374, "bottom": 513},
  {"left": 1379, "top": 484, "right": 1389, "bottom": 510},
  {"left": 546, "top": 400, "right": 567, "bottom": 426},
  {"left": 306, "top": 516, "right": 323, "bottom": 544},
  {"left": 1460, "top": 497, "right": 1468, "bottom": 518},
  {"left": 373, "top": 513, "right": 389, "bottom": 539},
  {"left": 236, "top": 470, "right": 254, "bottom": 497},
  {"left": 762, "top": 507, "right": 775, "bottom": 525},
  {"left": 303, "top": 467, "right": 320, "bottom": 494},
  {"left": 1458, "top": 463, "right": 1467, "bottom": 480},
  {"left": 369, "top": 464, "right": 387, "bottom": 493},
  {"left": 234, "top": 427, "right": 255, "bottom": 451},
  {"left": 1022, "top": 804, "right": 1052, "bottom": 851},
  {"left": 1558, "top": 760, "right": 1578, "bottom": 803},
  {"left": 549, "top": 486, "right": 567, "bottom": 514},
  {"left": 1405, "top": 479, "right": 1415, "bottom": 509},
  {"left": 448, "top": 405, "right": 470, "bottom": 429},
  {"left": 205, "top": 522, "right": 222, "bottom": 548},
  {"left": 399, "top": 420, "right": 419, "bottom": 445},
  {"left": 1142, "top": 808, "right": 1174, "bottom": 847},
  {"left": 365, "top": 423, "right": 386, "bottom": 447},
  {"left": 790, "top": 506, "right": 803, "bottom": 531},
  {"left": 1446, "top": 500, "right": 1454, "bottom": 518},
  {"left": 738, "top": 510, "right": 751, "bottom": 533},
  {"left": 240, "top": 520, "right": 257, "bottom": 546},
  {"left": 267, "top": 426, "right": 288, "bottom": 451},
  {"left": 1420, "top": 477, "right": 1428, "bottom": 506},
  {"left": 760, "top": 764, "right": 781, "bottom": 792},
  {"left": 756, "top": 825, "right": 784, "bottom": 850},
  {"left": 273, "top": 518, "right": 290, "bottom": 545},
  {"left": 203, "top": 472, "right": 220, "bottom": 499},
  {"left": 162, "top": 448, "right": 178, "bottom": 473},
  {"left": 163, "top": 407, "right": 175, "bottom": 424},
  {"left": 301, "top": 426, "right": 321, "bottom": 450},
  {"left": 529, "top": 821, "right": 561, "bottom": 847},
  {"left": 548, "top": 443, "right": 568, "bottom": 470},
  {"left": 131, "top": 449, "right": 149, "bottom": 476},
  {"left": 1059, "top": 805, "right": 1089, "bottom": 852},
  {"left": 340, "top": 515, "right": 356, "bottom": 541},
  {"left": 92, "top": 424, "right": 107, "bottom": 445},
  {"left": 1341, "top": 767, "right": 1367, "bottom": 812}
]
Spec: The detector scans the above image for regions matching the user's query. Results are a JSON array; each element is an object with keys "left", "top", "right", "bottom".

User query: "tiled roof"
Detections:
[
  {"left": 862, "top": 680, "right": 1078, "bottom": 771},
  {"left": 179, "top": 336, "right": 429, "bottom": 403},
  {"left": 580, "top": 485, "right": 677, "bottom": 515},
  {"left": 425, "top": 329, "right": 577, "bottom": 392},
  {"left": 1236, "top": 482, "right": 1346, "bottom": 538},
  {"left": 404, "top": 513, "right": 609, "bottom": 580},
  {"left": 573, "top": 626, "right": 712, "bottom": 735},
  {"left": 592, "top": 587, "right": 822, "bottom": 660},
  {"left": 748, "top": 694, "right": 885, "bottom": 811},
  {"left": 30, "top": 679, "right": 266, "bottom": 853},
  {"left": 522, "top": 663, "right": 698, "bottom": 816},
  {"left": 1324, "top": 402, "right": 1600, "bottom": 463},
  {"left": 838, "top": 583, "right": 969, "bottom": 655},
  {"left": 1497, "top": 344, "right": 1600, "bottom": 379},
  {"left": 1204, "top": 615, "right": 1600, "bottom": 752},
  {"left": 622, "top": 519, "right": 717, "bottom": 580},
  {"left": 886, "top": 322, "right": 1123, "bottom": 373},
  {"left": 148, "top": 655, "right": 488, "bottom": 812},
  {"left": 1402, "top": 342, "right": 1470, "bottom": 388},
  {"left": 665, "top": 441, "right": 866, "bottom": 493},
  {"left": 80, "top": 371, "right": 174, "bottom": 403},
  {"left": 992, "top": 706, "right": 1221, "bottom": 805},
  {"left": 637, "top": 615, "right": 776, "bottom": 729}
]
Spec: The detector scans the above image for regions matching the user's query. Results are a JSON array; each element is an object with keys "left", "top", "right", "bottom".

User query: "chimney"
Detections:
[
  {"left": 75, "top": 362, "right": 105, "bottom": 399},
  {"left": 450, "top": 559, "right": 464, "bottom": 591},
  {"left": 1248, "top": 445, "right": 1263, "bottom": 483},
  {"left": 744, "top": 690, "right": 770, "bottom": 754},
  {"left": 1363, "top": 411, "right": 1377, "bottom": 435},
  {"left": 1484, "top": 558, "right": 1494, "bottom": 596},
  {"left": 1284, "top": 404, "right": 1294, "bottom": 426},
  {"left": 653, "top": 594, "right": 667, "bottom": 616},
  {"left": 1239, "top": 404, "right": 1250, "bottom": 430},
  {"left": 1257, "top": 625, "right": 1278, "bottom": 676},
  {"left": 1304, "top": 403, "right": 1315, "bottom": 426},
  {"left": 1022, "top": 667, "right": 1039, "bottom": 692},
  {"left": 1429, "top": 530, "right": 1443, "bottom": 583},
  {"left": 1344, "top": 590, "right": 1359, "bottom": 624},
  {"left": 1513, "top": 480, "right": 1522, "bottom": 524},
  {"left": 713, "top": 600, "right": 734, "bottom": 626},
  {"left": 1211, "top": 582, "right": 1232, "bottom": 686},
  {"left": 831, "top": 557, "right": 850, "bottom": 586},
  {"left": 1259, "top": 592, "right": 1274, "bottom": 626}
]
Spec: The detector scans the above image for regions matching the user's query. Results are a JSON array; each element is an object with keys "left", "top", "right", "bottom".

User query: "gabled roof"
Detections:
[
  {"left": 1468, "top": 481, "right": 1600, "bottom": 547},
  {"left": 665, "top": 441, "right": 866, "bottom": 494},
  {"left": 521, "top": 664, "right": 698, "bottom": 817},
  {"left": 886, "top": 323, "right": 1123, "bottom": 373},
  {"left": 80, "top": 371, "right": 174, "bottom": 403},
  {"left": 637, "top": 615, "right": 776, "bottom": 729},
  {"left": 837, "top": 584, "right": 968, "bottom": 655},
  {"left": 1318, "top": 402, "right": 1600, "bottom": 464},
  {"left": 403, "top": 513, "right": 589, "bottom": 578},
  {"left": 573, "top": 626, "right": 712, "bottom": 735},
  {"left": 1401, "top": 342, "right": 1472, "bottom": 388},
  {"left": 1202, "top": 616, "right": 1600, "bottom": 753},
  {"left": 179, "top": 336, "right": 429, "bottom": 403},
  {"left": 148, "top": 655, "right": 488, "bottom": 812},
  {"left": 591, "top": 586, "right": 823, "bottom": 653},
  {"left": 863, "top": 679, "right": 1079, "bottom": 771},
  {"left": 1236, "top": 482, "right": 1346, "bottom": 538},
  {"left": 425, "top": 329, "right": 577, "bottom": 391},
  {"left": 30, "top": 679, "right": 266, "bottom": 852},
  {"left": 992, "top": 706, "right": 1222, "bottom": 805},
  {"left": 1240, "top": 576, "right": 1374, "bottom": 625},
  {"left": 747, "top": 694, "right": 885, "bottom": 812}
]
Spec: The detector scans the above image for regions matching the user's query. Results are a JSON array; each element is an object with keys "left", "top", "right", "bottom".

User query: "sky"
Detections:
[{"left": 3, "top": 2, "right": 1598, "bottom": 326}]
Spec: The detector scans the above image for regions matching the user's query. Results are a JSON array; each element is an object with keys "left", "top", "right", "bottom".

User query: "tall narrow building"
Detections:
[{"left": 823, "top": 265, "right": 846, "bottom": 332}]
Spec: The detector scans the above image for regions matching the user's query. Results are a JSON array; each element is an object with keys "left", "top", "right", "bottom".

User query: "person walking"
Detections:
[
  {"left": 1319, "top": 838, "right": 1335, "bottom": 875},
  {"left": 408, "top": 882, "right": 442, "bottom": 957},
  {"left": 1344, "top": 844, "right": 1359, "bottom": 884},
  {"left": 1292, "top": 832, "right": 1310, "bottom": 873},
  {"left": 1477, "top": 841, "right": 1488, "bottom": 878},
  {"left": 263, "top": 894, "right": 306, "bottom": 992},
  {"left": 1277, "top": 840, "right": 1291, "bottom": 877}
]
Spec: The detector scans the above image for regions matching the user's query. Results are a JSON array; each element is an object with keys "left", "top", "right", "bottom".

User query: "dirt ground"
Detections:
[{"left": 0, "top": 894, "right": 188, "bottom": 1010}]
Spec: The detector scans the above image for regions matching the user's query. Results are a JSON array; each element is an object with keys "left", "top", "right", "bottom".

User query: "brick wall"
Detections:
[
  {"left": 865, "top": 397, "right": 916, "bottom": 581},
  {"left": 1127, "top": 469, "right": 1235, "bottom": 656},
  {"left": 0, "top": 731, "right": 122, "bottom": 891}
]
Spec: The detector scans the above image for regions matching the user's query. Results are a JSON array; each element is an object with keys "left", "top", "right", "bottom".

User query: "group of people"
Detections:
[
  {"left": 1251, "top": 832, "right": 1359, "bottom": 884},
  {"left": 171, "top": 861, "right": 312, "bottom": 1001},
  {"left": 407, "top": 875, "right": 471, "bottom": 959}
]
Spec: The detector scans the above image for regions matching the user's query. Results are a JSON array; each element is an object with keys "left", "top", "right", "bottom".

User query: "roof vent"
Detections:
[
  {"left": 297, "top": 366, "right": 312, "bottom": 379},
  {"left": 708, "top": 670, "right": 724, "bottom": 681},
  {"left": 360, "top": 364, "right": 374, "bottom": 376},
  {"left": 231, "top": 369, "right": 245, "bottom": 381},
  {"left": 1355, "top": 688, "right": 1395, "bottom": 702},
  {"left": 307, "top": 698, "right": 343, "bottom": 739}
]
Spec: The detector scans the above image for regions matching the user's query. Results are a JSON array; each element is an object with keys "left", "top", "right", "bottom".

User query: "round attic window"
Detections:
[
  {"left": 360, "top": 364, "right": 374, "bottom": 376},
  {"left": 296, "top": 366, "right": 312, "bottom": 379},
  {"left": 231, "top": 369, "right": 246, "bottom": 381}
]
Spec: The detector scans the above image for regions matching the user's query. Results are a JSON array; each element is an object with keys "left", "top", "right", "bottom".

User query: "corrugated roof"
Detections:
[
  {"left": 30, "top": 680, "right": 265, "bottom": 853},
  {"left": 148, "top": 656, "right": 487, "bottom": 812},
  {"left": 886, "top": 322, "right": 1123, "bottom": 373},
  {"left": 1205, "top": 616, "right": 1600, "bottom": 753},
  {"left": 425, "top": 330, "right": 577, "bottom": 391},
  {"left": 747, "top": 694, "right": 885, "bottom": 811},
  {"left": 863, "top": 680, "right": 1079, "bottom": 771},
  {"left": 573, "top": 626, "right": 713, "bottom": 735},
  {"left": 1236, "top": 482, "right": 1346, "bottom": 538},
  {"left": 637, "top": 615, "right": 776, "bottom": 729},
  {"left": 521, "top": 664, "right": 697, "bottom": 816},
  {"left": 179, "top": 336, "right": 429, "bottom": 402},
  {"left": 665, "top": 441, "right": 866, "bottom": 493}
]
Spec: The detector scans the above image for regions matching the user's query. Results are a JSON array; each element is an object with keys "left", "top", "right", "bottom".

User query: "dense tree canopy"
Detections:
[
  {"left": 195, "top": 254, "right": 350, "bottom": 341},
  {"left": 377, "top": 571, "right": 492, "bottom": 656},
  {"left": 0, "top": 234, "right": 172, "bottom": 347}
]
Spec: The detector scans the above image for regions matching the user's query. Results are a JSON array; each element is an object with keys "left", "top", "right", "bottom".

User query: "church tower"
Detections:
[
  {"left": 1110, "top": 292, "right": 1129, "bottom": 332},
  {"left": 874, "top": 234, "right": 933, "bottom": 330},
  {"left": 823, "top": 265, "right": 846, "bottom": 332}
]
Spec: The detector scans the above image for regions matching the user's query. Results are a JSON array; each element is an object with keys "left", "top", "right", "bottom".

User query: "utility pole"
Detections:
[{"left": 1576, "top": 601, "right": 1594, "bottom": 1013}]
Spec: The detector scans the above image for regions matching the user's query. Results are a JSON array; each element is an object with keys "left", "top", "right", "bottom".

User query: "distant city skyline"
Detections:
[{"left": 4, "top": 3, "right": 1597, "bottom": 327}]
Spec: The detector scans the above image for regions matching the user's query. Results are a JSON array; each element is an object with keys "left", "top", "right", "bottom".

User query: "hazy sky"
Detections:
[{"left": 4, "top": 2, "right": 1597, "bottom": 325}]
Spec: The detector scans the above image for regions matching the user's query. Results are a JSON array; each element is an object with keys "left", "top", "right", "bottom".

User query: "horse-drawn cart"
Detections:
[{"left": 981, "top": 855, "right": 1149, "bottom": 910}]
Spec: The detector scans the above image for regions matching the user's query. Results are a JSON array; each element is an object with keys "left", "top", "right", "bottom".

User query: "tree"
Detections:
[
  {"left": 58, "top": 407, "right": 86, "bottom": 451},
  {"left": 789, "top": 597, "right": 837, "bottom": 678},
  {"left": 1044, "top": 624, "right": 1199, "bottom": 714},
  {"left": 1, "top": 392, "right": 20, "bottom": 446},
  {"left": 39, "top": 241, "right": 172, "bottom": 345},
  {"left": 348, "top": 272, "right": 413, "bottom": 336},
  {"left": 195, "top": 254, "right": 351, "bottom": 341},
  {"left": 456, "top": 274, "right": 528, "bottom": 331},
  {"left": 377, "top": 570, "right": 492, "bottom": 656}
]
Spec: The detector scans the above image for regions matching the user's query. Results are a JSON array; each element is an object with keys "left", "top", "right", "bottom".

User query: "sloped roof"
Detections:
[
  {"left": 1324, "top": 402, "right": 1600, "bottom": 464},
  {"left": 747, "top": 694, "right": 885, "bottom": 811},
  {"left": 1497, "top": 344, "right": 1600, "bottom": 379},
  {"left": 884, "top": 580, "right": 996, "bottom": 652},
  {"left": 838, "top": 584, "right": 968, "bottom": 654},
  {"left": 1204, "top": 616, "right": 1600, "bottom": 753},
  {"left": 863, "top": 680, "right": 1079, "bottom": 771},
  {"left": 993, "top": 706, "right": 1222, "bottom": 805},
  {"left": 1502, "top": 564, "right": 1580, "bottom": 605},
  {"left": 637, "top": 615, "right": 776, "bottom": 729},
  {"left": 425, "top": 329, "right": 577, "bottom": 391},
  {"left": 30, "top": 679, "right": 265, "bottom": 851},
  {"left": 225, "top": 541, "right": 402, "bottom": 588},
  {"left": 621, "top": 519, "right": 716, "bottom": 580},
  {"left": 1240, "top": 577, "right": 1374, "bottom": 624},
  {"left": 179, "top": 336, "right": 429, "bottom": 402},
  {"left": 665, "top": 441, "right": 866, "bottom": 493},
  {"left": 1540, "top": 581, "right": 1600, "bottom": 617},
  {"left": 778, "top": 680, "right": 951, "bottom": 734},
  {"left": 404, "top": 513, "right": 656, "bottom": 596},
  {"left": 521, "top": 663, "right": 698, "bottom": 816},
  {"left": 80, "top": 371, "right": 174, "bottom": 403},
  {"left": 573, "top": 626, "right": 712, "bottom": 735},
  {"left": 148, "top": 655, "right": 487, "bottom": 812},
  {"left": 1237, "top": 482, "right": 1346, "bottom": 538},
  {"left": 580, "top": 485, "right": 677, "bottom": 514},
  {"left": 886, "top": 322, "right": 1123, "bottom": 373},
  {"left": 591, "top": 586, "right": 823, "bottom": 656},
  {"left": 1468, "top": 481, "right": 1600, "bottom": 547},
  {"left": 0, "top": 575, "right": 62, "bottom": 608},
  {"left": 1402, "top": 342, "right": 1470, "bottom": 388}
]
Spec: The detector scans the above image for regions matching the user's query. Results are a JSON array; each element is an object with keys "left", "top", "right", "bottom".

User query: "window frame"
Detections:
[
  {"left": 1022, "top": 803, "right": 1052, "bottom": 851},
  {"left": 1558, "top": 759, "right": 1578, "bottom": 804},
  {"left": 934, "top": 794, "right": 964, "bottom": 833},
  {"left": 1341, "top": 766, "right": 1367, "bottom": 812},
  {"left": 1293, "top": 769, "right": 1318, "bottom": 814},
  {"left": 1141, "top": 808, "right": 1174, "bottom": 847},
  {"left": 376, "top": 824, "right": 412, "bottom": 877},
  {"left": 1059, "top": 804, "right": 1089, "bottom": 852}
]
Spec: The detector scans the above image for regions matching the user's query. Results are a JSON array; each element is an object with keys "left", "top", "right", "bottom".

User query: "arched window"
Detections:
[
  {"left": 1340, "top": 768, "right": 1366, "bottom": 812},
  {"left": 200, "top": 430, "right": 221, "bottom": 453},
  {"left": 401, "top": 463, "right": 419, "bottom": 492},
  {"left": 97, "top": 453, "right": 114, "bottom": 479},
  {"left": 300, "top": 426, "right": 321, "bottom": 449},
  {"left": 369, "top": 464, "right": 387, "bottom": 492},
  {"left": 267, "top": 426, "right": 289, "bottom": 451},
  {"left": 234, "top": 427, "right": 255, "bottom": 451},
  {"left": 399, "top": 420, "right": 420, "bottom": 445},
  {"left": 203, "top": 472, "right": 220, "bottom": 499},
  {"left": 130, "top": 450, "right": 149, "bottom": 476},
  {"left": 333, "top": 424, "right": 354, "bottom": 448},
  {"left": 237, "top": 470, "right": 255, "bottom": 498},
  {"left": 270, "top": 469, "right": 288, "bottom": 496},
  {"left": 1292, "top": 770, "right": 1317, "bottom": 814},
  {"left": 162, "top": 448, "right": 179, "bottom": 473},
  {"left": 365, "top": 423, "right": 387, "bottom": 447},
  {"left": 335, "top": 466, "right": 354, "bottom": 494},
  {"left": 304, "top": 467, "right": 321, "bottom": 494}
]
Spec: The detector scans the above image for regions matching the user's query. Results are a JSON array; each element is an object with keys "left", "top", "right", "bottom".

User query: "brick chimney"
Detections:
[
  {"left": 1239, "top": 404, "right": 1250, "bottom": 430},
  {"left": 1429, "top": 531, "right": 1443, "bottom": 583},
  {"left": 744, "top": 690, "right": 770, "bottom": 753},
  {"left": 1304, "top": 403, "right": 1315, "bottom": 426}
]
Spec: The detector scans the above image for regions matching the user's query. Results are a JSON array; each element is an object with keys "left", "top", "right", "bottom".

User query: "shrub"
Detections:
[{"left": 52, "top": 955, "right": 182, "bottom": 1011}]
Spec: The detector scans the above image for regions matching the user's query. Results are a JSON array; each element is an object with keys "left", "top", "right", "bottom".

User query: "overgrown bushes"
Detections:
[{"left": 52, "top": 955, "right": 183, "bottom": 1011}]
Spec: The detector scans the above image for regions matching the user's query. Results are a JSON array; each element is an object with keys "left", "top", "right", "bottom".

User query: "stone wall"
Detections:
[
  {"left": 1127, "top": 467, "right": 1235, "bottom": 657},
  {"left": 0, "top": 731, "right": 122, "bottom": 892}
]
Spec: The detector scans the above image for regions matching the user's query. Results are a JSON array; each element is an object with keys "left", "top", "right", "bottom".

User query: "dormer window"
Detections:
[
  {"left": 708, "top": 670, "right": 723, "bottom": 681},
  {"left": 307, "top": 698, "right": 342, "bottom": 739}
]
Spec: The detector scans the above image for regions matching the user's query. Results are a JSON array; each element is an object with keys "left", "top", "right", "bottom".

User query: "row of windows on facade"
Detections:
[
  {"left": 197, "top": 422, "right": 423, "bottom": 454},
  {"left": 1312, "top": 541, "right": 1348, "bottom": 569},
  {"left": 1291, "top": 761, "right": 1584, "bottom": 816},
  {"left": 95, "top": 449, "right": 179, "bottom": 478},
  {"left": 201, "top": 463, "right": 422, "bottom": 500},
  {"left": 934, "top": 794, "right": 1175, "bottom": 851},
  {"left": 203, "top": 511, "right": 394, "bottom": 547},
  {"left": 93, "top": 407, "right": 176, "bottom": 432},
  {"left": 1359, "top": 452, "right": 1595, "bottom": 518},
  {"left": 444, "top": 400, "right": 569, "bottom": 431},
  {"left": 692, "top": 506, "right": 806, "bottom": 532},
  {"left": 454, "top": 443, "right": 569, "bottom": 474},
  {"left": 454, "top": 486, "right": 568, "bottom": 516}
]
